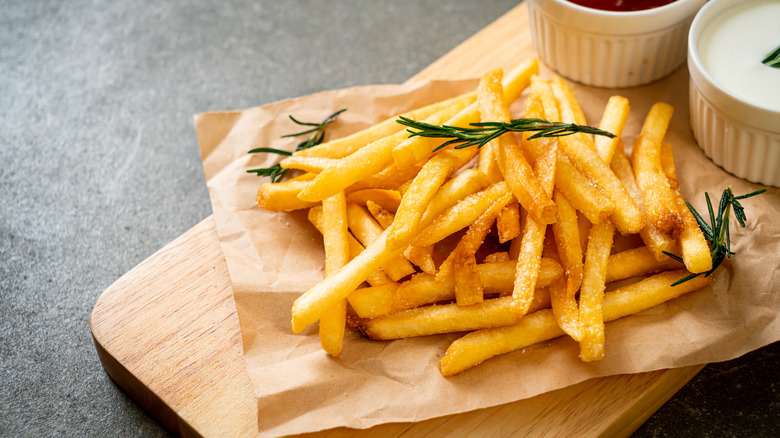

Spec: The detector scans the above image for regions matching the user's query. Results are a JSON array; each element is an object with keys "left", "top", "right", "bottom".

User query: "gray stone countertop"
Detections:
[{"left": 1, "top": 1, "right": 777, "bottom": 436}]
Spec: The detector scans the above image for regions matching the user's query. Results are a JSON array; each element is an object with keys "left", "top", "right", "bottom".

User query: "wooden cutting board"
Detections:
[{"left": 90, "top": 5, "right": 704, "bottom": 437}]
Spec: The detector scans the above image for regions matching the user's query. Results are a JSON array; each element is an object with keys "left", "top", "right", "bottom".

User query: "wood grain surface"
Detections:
[{"left": 91, "top": 4, "right": 704, "bottom": 437}]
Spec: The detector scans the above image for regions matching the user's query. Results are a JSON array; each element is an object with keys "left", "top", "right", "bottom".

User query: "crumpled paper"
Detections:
[{"left": 195, "top": 68, "right": 779, "bottom": 437}]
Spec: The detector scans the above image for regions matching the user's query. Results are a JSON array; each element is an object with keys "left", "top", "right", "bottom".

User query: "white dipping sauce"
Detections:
[{"left": 699, "top": 0, "right": 780, "bottom": 112}]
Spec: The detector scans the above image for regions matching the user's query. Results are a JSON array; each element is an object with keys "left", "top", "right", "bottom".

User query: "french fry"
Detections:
[
  {"left": 660, "top": 143, "right": 712, "bottom": 274},
  {"left": 353, "top": 295, "right": 552, "bottom": 341},
  {"left": 385, "top": 147, "right": 476, "bottom": 251},
  {"left": 318, "top": 192, "right": 351, "bottom": 356},
  {"left": 549, "top": 275, "right": 581, "bottom": 341},
  {"left": 298, "top": 97, "right": 475, "bottom": 202},
  {"left": 296, "top": 91, "right": 478, "bottom": 159},
  {"left": 496, "top": 200, "right": 521, "bottom": 243},
  {"left": 578, "top": 220, "right": 615, "bottom": 362},
  {"left": 512, "top": 107, "right": 557, "bottom": 313},
  {"left": 394, "top": 258, "right": 563, "bottom": 312},
  {"left": 595, "top": 96, "right": 631, "bottom": 164},
  {"left": 610, "top": 145, "right": 677, "bottom": 260},
  {"left": 347, "top": 283, "right": 399, "bottom": 319},
  {"left": 291, "top": 227, "right": 400, "bottom": 332},
  {"left": 309, "top": 206, "right": 393, "bottom": 287},
  {"left": 346, "top": 203, "right": 415, "bottom": 281},
  {"left": 420, "top": 169, "right": 490, "bottom": 227},
  {"left": 605, "top": 246, "right": 682, "bottom": 283},
  {"left": 256, "top": 177, "right": 319, "bottom": 211},
  {"left": 345, "top": 189, "right": 402, "bottom": 213},
  {"left": 549, "top": 75, "right": 594, "bottom": 151},
  {"left": 279, "top": 156, "right": 338, "bottom": 173},
  {"left": 550, "top": 79, "right": 644, "bottom": 235},
  {"left": 525, "top": 84, "right": 613, "bottom": 224},
  {"left": 438, "top": 193, "right": 514, "bottom": 306},
  {"left": 439, "top": 271, "right": 712, "bottom": 376},
  {"left": 478, "top": 69, "right": 557, "bottom": 225},
  {"left": 551, "top": 190, "right": 584, "bottom": 295},
  {"left": 347, "top": 164, "right": 423, "bottom": 192},
  {"left": 631, "top": 102, "right": 683, "bottom": 237},
  {"left": 413, "top": 181, "right": 511, "bottom": 248},
  {"left": 366, "top": 200, "right": 436, "bottom": 274}
]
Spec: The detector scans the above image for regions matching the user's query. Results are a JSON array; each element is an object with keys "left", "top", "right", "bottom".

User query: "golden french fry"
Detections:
[
  {"left": 353, "top": 295, "right": 552, "bottom": 341},
  {"left": 298, "top": 96, "right": 475, "bottom": 202},
  {"left": 413, "top": 181, "right": 510, "bottom": 248},
  {"left": 366, "top": 200, "right": 394, "bottom": 229},
  {"left": 526, "top": 81, "right": 614, "bottom": 224},
  {"left": 317, "top": 192, "right": 351, "bottom": 356},
  {"left": 483, "top": 251, "right": 511, "bottom": 263},
  {"left": 549, "top": 79, "right": 644, "bottom": 235},
  {"left": 309, "top": 205, "right": 393, "bottom": 288},
  {"left": 605, "top": 246, "right": 683, "bottom": 283},
  {"left": 595, "top": 96, "right": 631, "bottom": 164},
  {"left": 386, "top": 147, "right": 476, "bottom": 251},
  {"left": 478, "top": 69, "right": 557, "bottom": 225},
  {"left": 631, "top": 102, "right": 683, "bottom": 237},
  {"left": 347, "top": 164, "right": 423, "bottom": 192},
  {"left": 549, "top": 275, "right": 581, "bottom": 341},
  {"left": 578, "top": 220, "right": 615, "bottom": 362},
  {"left": 296, "top": 91, "right": 478, "bottom": 159},
  {"left": 291, "top": 227, "right": 401, "bottom": 332},
  {"left": 496, "top": 200, "right": 521, "bottom": 243},
  {"left": 394, "top": 258, "right": 563, "bottom": 312},
  {"left": 403, "top": 245, "right": 437, "bottom": 275},
  {"left": 256, "top": 178, "right": 319, "bottom": 211},
  {"left": 512, "top": 110, "right": 557, "bottom": 314},
  {"left": 610, "top": 145, "right": 677, "bottom": 260},
  {"left": 438, "top": 193, "right": 513, "bottom": 305},
  {"left": 416, "top": 168, "right": 488, "bottom": 222},
  {"left": 439, "top": 271, "right": 712, "bottom": 376},
  {"left": 345, "top": 189, "right": 402, "bottom": 213},
  {"left": 346, "top": 203, "right": 415, "bottom": 281},
  {"left": 279, "top": 156, "right": 339, "bottom": 173},
  {"left": 437, "top": 192, "right": 513, "bottom": 280},
  {"left": 549, "top": 75, "right": 594, "bottom": 150},
  {"left": 454, "top": 254, "right": 483, "bottom": 307},
  {"left": 347, "top": 283, "right": 399, "bottom": 319},
  {"left": 551, "top": 190, "right": 584, "bottom": 295},
  {"left": 659, "top": 143, "right": 712, "bottom": 274}
]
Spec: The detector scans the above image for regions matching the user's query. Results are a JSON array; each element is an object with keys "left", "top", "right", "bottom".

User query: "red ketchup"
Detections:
[{"left": 565, "top": 0, "right": 678, "bottom": 12}]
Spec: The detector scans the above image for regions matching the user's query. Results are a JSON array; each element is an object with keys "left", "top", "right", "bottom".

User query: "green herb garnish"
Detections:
[
  {"left": 664, "top": 187, "right": 766, "bottom": 286},
  {"left": 397, "top": 116, "right": 615, "bottom": 152},
  {"left": 762, "top": 44, "right": 780, "bottom": 68},
  {"left": 247, "top": 109, "right": 346, "bottom": 182}
]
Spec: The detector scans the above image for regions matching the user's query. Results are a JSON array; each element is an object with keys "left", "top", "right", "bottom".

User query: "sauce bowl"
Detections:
[
  {"left": 688, "top": 0, "right": 780, "bottom": 187},
  {"left": 527, "top": 0, "right": 706, "bottom": 88}
]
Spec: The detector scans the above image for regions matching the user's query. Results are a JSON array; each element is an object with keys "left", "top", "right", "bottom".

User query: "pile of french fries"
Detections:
[{"left": 255, "top": 59, "right": 713, "bottom": 376}]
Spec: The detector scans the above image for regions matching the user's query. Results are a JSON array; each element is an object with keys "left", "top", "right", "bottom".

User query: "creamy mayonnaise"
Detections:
[{"left": 699, "top": 0, "right": 780, "bottom": 111}]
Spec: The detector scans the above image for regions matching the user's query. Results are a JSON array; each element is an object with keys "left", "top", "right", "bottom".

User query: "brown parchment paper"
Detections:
[{"left": 195, "top": 69, "right": 779, "bottom": 437}]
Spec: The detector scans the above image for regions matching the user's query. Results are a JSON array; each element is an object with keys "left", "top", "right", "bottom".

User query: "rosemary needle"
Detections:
[
  {"left": 762, "top": 44, "right": 780, "bottom": 68},
  {"left": 397, "top": 116, "right": 615, "bottom": 152},
  {"left": 247, "top": 109, "right": 346, "bottom": 182},
  {"left": 664, "top": 187, "right": 766, "bottom": 286}
]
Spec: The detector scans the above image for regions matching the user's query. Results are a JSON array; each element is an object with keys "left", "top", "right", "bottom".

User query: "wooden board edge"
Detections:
[{"left": 599, "top": 364, "right": 705, "bottom": 437}]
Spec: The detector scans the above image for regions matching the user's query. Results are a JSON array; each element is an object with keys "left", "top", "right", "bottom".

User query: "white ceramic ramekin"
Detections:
[
  {"left": 688, "top": 0, "right": 780, "bottom": 187},
  {"left": 527, "top": 0, "right": 706, "bottom": 88}
]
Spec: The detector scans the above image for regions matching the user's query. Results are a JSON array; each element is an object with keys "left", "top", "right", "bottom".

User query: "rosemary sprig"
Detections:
[
  {"left": 762, "top": 44, "right": 780, "bottom": 68},
  {"left": 247, "top": 108, "right": 346, "bottom": 182},
  {"left": 663, "top": 187, "right": 767, "bottom": 286},
  {"left": 397, "top": 116, "right": 615, "bottom": 152}
]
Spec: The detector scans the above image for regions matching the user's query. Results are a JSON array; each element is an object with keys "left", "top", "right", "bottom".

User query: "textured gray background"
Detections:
[{"left": 1, "top": 0, "right": 777, "bottom": 436}]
